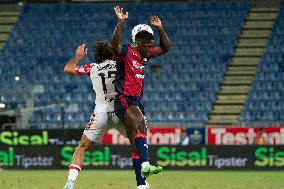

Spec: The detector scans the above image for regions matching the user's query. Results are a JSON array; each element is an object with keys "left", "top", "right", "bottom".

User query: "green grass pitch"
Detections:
[{"left": 0, "top": 170, "right": 283, "bottom": 189}]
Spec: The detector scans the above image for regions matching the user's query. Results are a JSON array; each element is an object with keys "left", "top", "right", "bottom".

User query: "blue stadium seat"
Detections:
[{"left": 1, "top": 2, "right": 250, "bottom": 127}]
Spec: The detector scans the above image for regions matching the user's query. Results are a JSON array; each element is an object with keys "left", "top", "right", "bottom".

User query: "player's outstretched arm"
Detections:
[
  {"left": 112, "top": 6, "right": 128, "bottom": 55},
  {"left": 64, "top": 44, "right": 87, "bottom": 75},
  {"left": 150, "top": 15, "right": 170, "bottom": 57}
]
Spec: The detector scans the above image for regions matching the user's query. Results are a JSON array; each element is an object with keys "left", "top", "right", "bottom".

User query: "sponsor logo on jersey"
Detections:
[
  {"left": 97, "top": 63, "right": 116, "bottom": 71},
  {"left": 133, "top": 61, "right": 144, "bottom": 70}
]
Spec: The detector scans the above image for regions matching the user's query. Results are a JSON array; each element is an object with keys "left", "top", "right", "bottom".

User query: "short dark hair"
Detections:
[
  {"left": 135, "top": 30, "right": 154, "bottom": 42},
  {"left": 93, "top": 41, "right": 113, "bottom": 63}
]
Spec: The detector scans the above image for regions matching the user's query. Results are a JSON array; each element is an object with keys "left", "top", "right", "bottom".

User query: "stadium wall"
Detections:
[
  {"left": 1, "top": 128, "right": 284, "bottom": 170},
  {"left": 1, "top": 145, "right": 284, "bottom": 170}
]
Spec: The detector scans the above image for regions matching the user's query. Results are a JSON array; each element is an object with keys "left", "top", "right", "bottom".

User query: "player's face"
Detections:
[{"left": 138, "top": 39, "right": 154, "bottom": 57}]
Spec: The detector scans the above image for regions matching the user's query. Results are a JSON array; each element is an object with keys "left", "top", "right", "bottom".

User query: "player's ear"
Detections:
[{"left": 137, "top": 40, "right": 142, "bottom": 46}]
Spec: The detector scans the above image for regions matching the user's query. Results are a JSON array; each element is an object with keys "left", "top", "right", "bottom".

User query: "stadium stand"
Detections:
[{"left": 0, "top": 2, "right": 250, "bottom": 128}]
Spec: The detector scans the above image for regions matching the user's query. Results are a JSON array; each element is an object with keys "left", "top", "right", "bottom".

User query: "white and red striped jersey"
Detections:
[{"left": 75, "top": 59, "right": 117, "bottom": 112}]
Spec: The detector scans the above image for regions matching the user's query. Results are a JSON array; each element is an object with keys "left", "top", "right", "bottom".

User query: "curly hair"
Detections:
[{"left": 93, "top": 41, "right": 113, "bottom": 63}]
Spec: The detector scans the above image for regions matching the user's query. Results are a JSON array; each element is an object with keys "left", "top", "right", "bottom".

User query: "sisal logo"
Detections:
[
  {"left": 0, "top": 147, "right": 14, "bottom": 166},
  {"left": 60, "top": 146, "right": 110, "bottom": 166},
  {"left": 157, "top": 147, "right": 207, "bottom": 167},
  {"left": 156, "top": 147, "right": 248, "bottom": 168},
  {"left": 255, "top": 147, "right": 284, "bottom": 167},
  {"left": 0, "top": 131, "right": 48, "bottom": 145}
]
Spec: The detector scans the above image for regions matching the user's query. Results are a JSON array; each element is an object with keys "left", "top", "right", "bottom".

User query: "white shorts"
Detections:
[{"left": 83, "top": 111, "right": 126, "bottom": 143}]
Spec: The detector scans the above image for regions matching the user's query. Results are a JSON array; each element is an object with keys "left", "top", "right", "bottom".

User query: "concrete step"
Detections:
[
  {"left": 230, "top": 58, "right": 259, "bottom": 66},
  {"left": 234, "top": 47, "right": 264, "bottom": 56},
  {"left": 207, "top": 119, "right": 237, "bottom": 125},
  {"left": 0, "top": 42, "right": 4, "bottom": 49},
  {"left": 213, "top": 105, "right": 243, "bottom": 111},
  {"left": 226, "top": 69, "right": 256, "bottom": 75},
  {"left": 209, "top": 114, "right": 239, "bottom": 121},
  {"left": 216, "top": 95, "right": 247, "bottom": 103},
  {"left": 244, "top": 20, "right": 274, "bottom": 29},
  {"left": 0, "top": 12, "right": 21, "bottom": 16},
  {"left": 218, "top": 91, "right": 248, "bottom": 96},
  {"left": 218, "top": 90, "right": 248, "bottom": 95},
  {"left": 217, "top": 95, "right": 247, "bottom": 101},
  {"left": 241, "top": 30, "right": 270, "bottom": 38},
  {"left": 247, "top": 12, "right": 278, "bottom": 20},
  {"left": 0, "top": 17, "right": 18, "bottom": 24},
  {"left": 0, "top": 24, "right": 13, "bottom": 32},
  {"left": 219, "top": 85, "right": 250, "bottom": 93},
  {"left": 223, "top": 75, "right": 254, "bottom": 81},
  {"left": 230, "top": 57, "right": 260, "bottom": 65},
  {"left": 223, "top": 77, "right": 253, "bottom": 84},
  {"left": 250, "top": 8, "right": 279, "bottom": 12},
  {"left": 220, "top": 85, "right": 250, "bottom": 90},
  {"left": 211, "top": 110, "right": 242, "bottom": 114},
  {"left": 237, "top": 38, "right": 267, "bottom": 47},
  {"left": 223, "top": 79, "right": 252, "bottom": 85},
  {"left": 227, "top": 66, "right": 257, "bottom": 72},
  {"left": 0, "top": 5, "right": 22, "bottom": 11},
  {"left": 0, "top": 33, "right": 9, "bottom": 41}
]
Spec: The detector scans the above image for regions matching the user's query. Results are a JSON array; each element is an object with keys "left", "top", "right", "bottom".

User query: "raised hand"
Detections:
[
  {"left": 114, "top": 6, "right": 128, "bottom": 21},
  {"left": 150, "top": 15, "right": 162, "bottom": 27},
  {"left": 75, "top": 44, "right": 87, "bottom": 60}
]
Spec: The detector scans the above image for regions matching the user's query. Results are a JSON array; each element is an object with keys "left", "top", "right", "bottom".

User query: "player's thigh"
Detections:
[
  {"left": 108, "top": 113, "right": 127, "bottom": 138},
  {"left": 83, "top": 112, "right": 108, "bottom": 143},
  {"left": 124, "top": 105, "right": 146, "bottom": 131}
]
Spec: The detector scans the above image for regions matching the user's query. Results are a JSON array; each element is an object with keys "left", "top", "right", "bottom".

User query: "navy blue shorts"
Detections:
[{"left": 114, "top": 95, "right": 145, "bottom": 120}]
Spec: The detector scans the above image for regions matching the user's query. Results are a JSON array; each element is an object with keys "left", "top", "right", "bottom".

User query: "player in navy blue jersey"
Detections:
[{"left": 112, "top": 6, "right": 170, "bottom": 189}]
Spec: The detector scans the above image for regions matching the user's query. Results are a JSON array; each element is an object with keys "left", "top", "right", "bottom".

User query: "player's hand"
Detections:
[
  {"left": 114, "top": 6, "right": 128, "bottom": 22},
  {"left": 75, "top": 44, "right": 87, "bottom": 60},
  {"left": 150, "top": 15, "right": 162, "bottom": 27}
]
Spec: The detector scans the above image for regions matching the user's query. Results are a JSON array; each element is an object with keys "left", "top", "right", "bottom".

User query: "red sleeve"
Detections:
[
  {"left": 75, "top": 64, "right": 91, "bottom": 77},
  {"left": 147, "top": 47, "right": 157, "bottom": 59}
]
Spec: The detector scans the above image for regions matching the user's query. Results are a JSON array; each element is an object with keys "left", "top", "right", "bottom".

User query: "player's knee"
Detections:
[
  {"left": 85, "top": 142, "right": 94, "bottom": 151},
  {"left": 79, "top": 135, "right": 94, "bottom": 150},
  {"left": 137, "top": 115, "right": 146, "bottom": 132}
]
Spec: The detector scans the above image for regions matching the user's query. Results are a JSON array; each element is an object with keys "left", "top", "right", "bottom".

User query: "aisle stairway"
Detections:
[
  {"left": 0, "top": 5, "right": 21, "bottom": 50},
  {"left": 207, "top": 7, "right": 279, "bottom": 126}
]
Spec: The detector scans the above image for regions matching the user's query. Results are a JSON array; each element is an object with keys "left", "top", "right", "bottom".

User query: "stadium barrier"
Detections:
[
  {"left": 1, "top": 127, "right": 283, "bottom": 147},
  {"left": 207, "top": 127, "right": 284, "bottom": 145},
  {"left": 0, "top": 145, "right": 284, "bottom": 170},
  {"left": 0, "top": 128, "right": 202, "bottom": 146}
]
